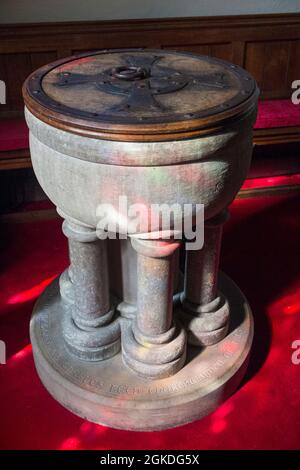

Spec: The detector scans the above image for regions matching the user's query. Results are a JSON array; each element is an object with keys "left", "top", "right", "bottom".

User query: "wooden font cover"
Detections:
[{"left": 23, "top": 49, "right": 258, "bottom": 141}]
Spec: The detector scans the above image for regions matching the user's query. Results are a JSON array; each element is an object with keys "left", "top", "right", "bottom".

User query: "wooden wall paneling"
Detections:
[
  {"left": 231, "top": 41, "right": 246, "bottom": 67},
  {"left": 244, "top": 42, "right": 267, "bottom": 97},
  {"left": 245, "top": 39, "right": 300, "bottom": 99},
  {"left": 210, "top": 43, "right": 233, "bottom": 62},
  {"left": 287, "top": 40, "right": 300, "bottom": 91},
  {"left": 162, "top": 43, "right": 233, "bottom": 62},
  {"left": 3, "top": 53, "right": 32, "bottom": 113},
  {"left": 71, "top": 30, "right": 157, "bottom": 52},
  {"left": 57, "top": 49, "right": 73, "bottom": 58},
  {"left": 0, "top": 14, "right": 300, "bottom": 118},
  {"left": 162, "top": 44, "right": 211, "bottom": 54},
  {"left": 263, "top": 40, "right": 291, "bottom": 98},
  {"left": 30, "top": 51, "right": 58, "bottom": 70}
]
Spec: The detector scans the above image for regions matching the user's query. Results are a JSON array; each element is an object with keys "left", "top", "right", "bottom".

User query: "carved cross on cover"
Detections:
[{"left": 56, "top": 54, "right": 230, "bottom": 114}]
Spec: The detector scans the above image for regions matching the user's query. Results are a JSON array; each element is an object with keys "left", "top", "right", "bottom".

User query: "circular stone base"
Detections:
[{"left": 30, "top": 272, "right": 253, "bottom": 431}]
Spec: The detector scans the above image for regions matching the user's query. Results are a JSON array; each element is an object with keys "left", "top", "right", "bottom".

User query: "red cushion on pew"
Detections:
[
  {"left": 0, "top": 118, "right": 29, "bottom": 152},
  {"left": 255, "top": 99, "right": 300, "bottom": 129},
  {"left": 0, "top": 100, "right": 299, "bottom": 154}
]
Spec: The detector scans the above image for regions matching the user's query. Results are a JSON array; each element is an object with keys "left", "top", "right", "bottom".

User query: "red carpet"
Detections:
[{"left": 0, "top": 194, "right": 300, "bottom": 449}]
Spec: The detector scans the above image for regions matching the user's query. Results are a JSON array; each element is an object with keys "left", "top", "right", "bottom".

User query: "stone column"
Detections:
[
  {"left": 61, "top": 219, "right": 121, "bottom": 361},
  {"left": 117, "top": 239, "right": 182, "bottom": 320},
  {"left": 122, "top": 238, "right": 186, "bottom": 379},
  {"left": 180, "top": 210, "right": 230, "bottom": 346},
  {"left": 59, "top": 243, "right": 75, "bottom": 304},
  {"left": 117, "top": 239, "right": 137, "bottom": 320}
]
